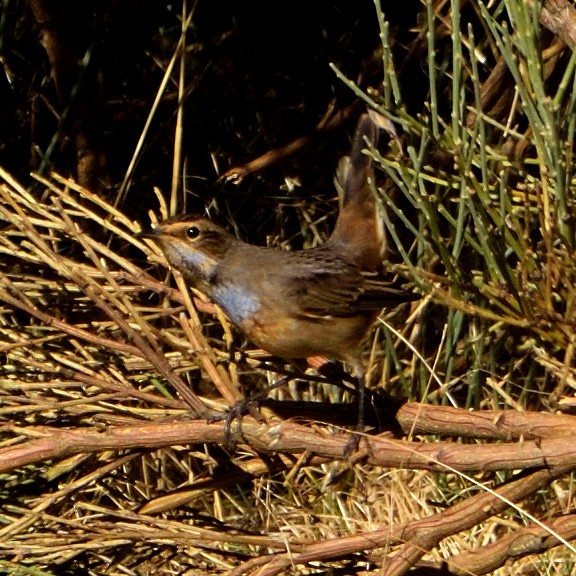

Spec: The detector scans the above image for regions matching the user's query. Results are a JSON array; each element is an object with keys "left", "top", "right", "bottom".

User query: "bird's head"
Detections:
[{"left": 139, "top": 216, "right": 237, "bottom": 284}]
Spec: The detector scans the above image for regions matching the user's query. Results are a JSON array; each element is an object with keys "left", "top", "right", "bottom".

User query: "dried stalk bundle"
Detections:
[{"left": 0, "top": 169, "right": 224, "bottom": 425}]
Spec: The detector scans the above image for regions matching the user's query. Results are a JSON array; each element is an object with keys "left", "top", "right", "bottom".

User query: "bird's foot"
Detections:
[
  {"left": 210, "top": 375, "right": 292, "bottom": 448},
  {"left": 208, "top": 398, "right": 263, "bottom": 448},
  {"left": 343, "top": 432, "right": 362, "bottom": 457}
]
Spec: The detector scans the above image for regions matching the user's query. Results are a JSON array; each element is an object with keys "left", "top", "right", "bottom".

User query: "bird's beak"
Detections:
[{"left": 135, "top": 226, "right": 160, "bottom": 239}]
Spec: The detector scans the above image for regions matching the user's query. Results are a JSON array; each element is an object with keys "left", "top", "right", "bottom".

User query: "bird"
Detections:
[{"left": 141, "top": 112, "right": 418, "bottom": 444}]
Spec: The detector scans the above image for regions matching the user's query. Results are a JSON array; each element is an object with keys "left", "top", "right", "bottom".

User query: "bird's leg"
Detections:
[
  {"left": 210, "top": 375, "right": 292, "bottom": 446},
  {"left": 356, "top": 370, "right": 366, "bottom": 432},
  {"left": 342, "top": 370, "right": 366, "bottom": 456},
  {"left": 213, "top": 357, "right": 329, "bottom": 446}
]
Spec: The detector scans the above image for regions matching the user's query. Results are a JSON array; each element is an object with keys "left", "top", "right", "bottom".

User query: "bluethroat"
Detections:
[{"left": 141, "top": 112, "right": 418, "bottom": 434}]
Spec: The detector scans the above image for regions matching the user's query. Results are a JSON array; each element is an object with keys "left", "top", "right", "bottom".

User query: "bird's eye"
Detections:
[{"left": 186, "top": 226, "right": 200, "bottom": 239}]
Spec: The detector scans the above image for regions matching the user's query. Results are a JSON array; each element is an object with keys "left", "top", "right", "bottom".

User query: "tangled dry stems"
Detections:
[{"left": 1, "top": 171, "right": 576, "bottom": 574}]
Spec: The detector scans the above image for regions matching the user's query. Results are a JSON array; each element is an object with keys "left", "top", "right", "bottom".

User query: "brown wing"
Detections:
[
  {"left": 354, "top": 274, "right": 420, "bottom": 310},
  {"left": 274, "top": 250, "right": 417, "bottom": 318}
]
